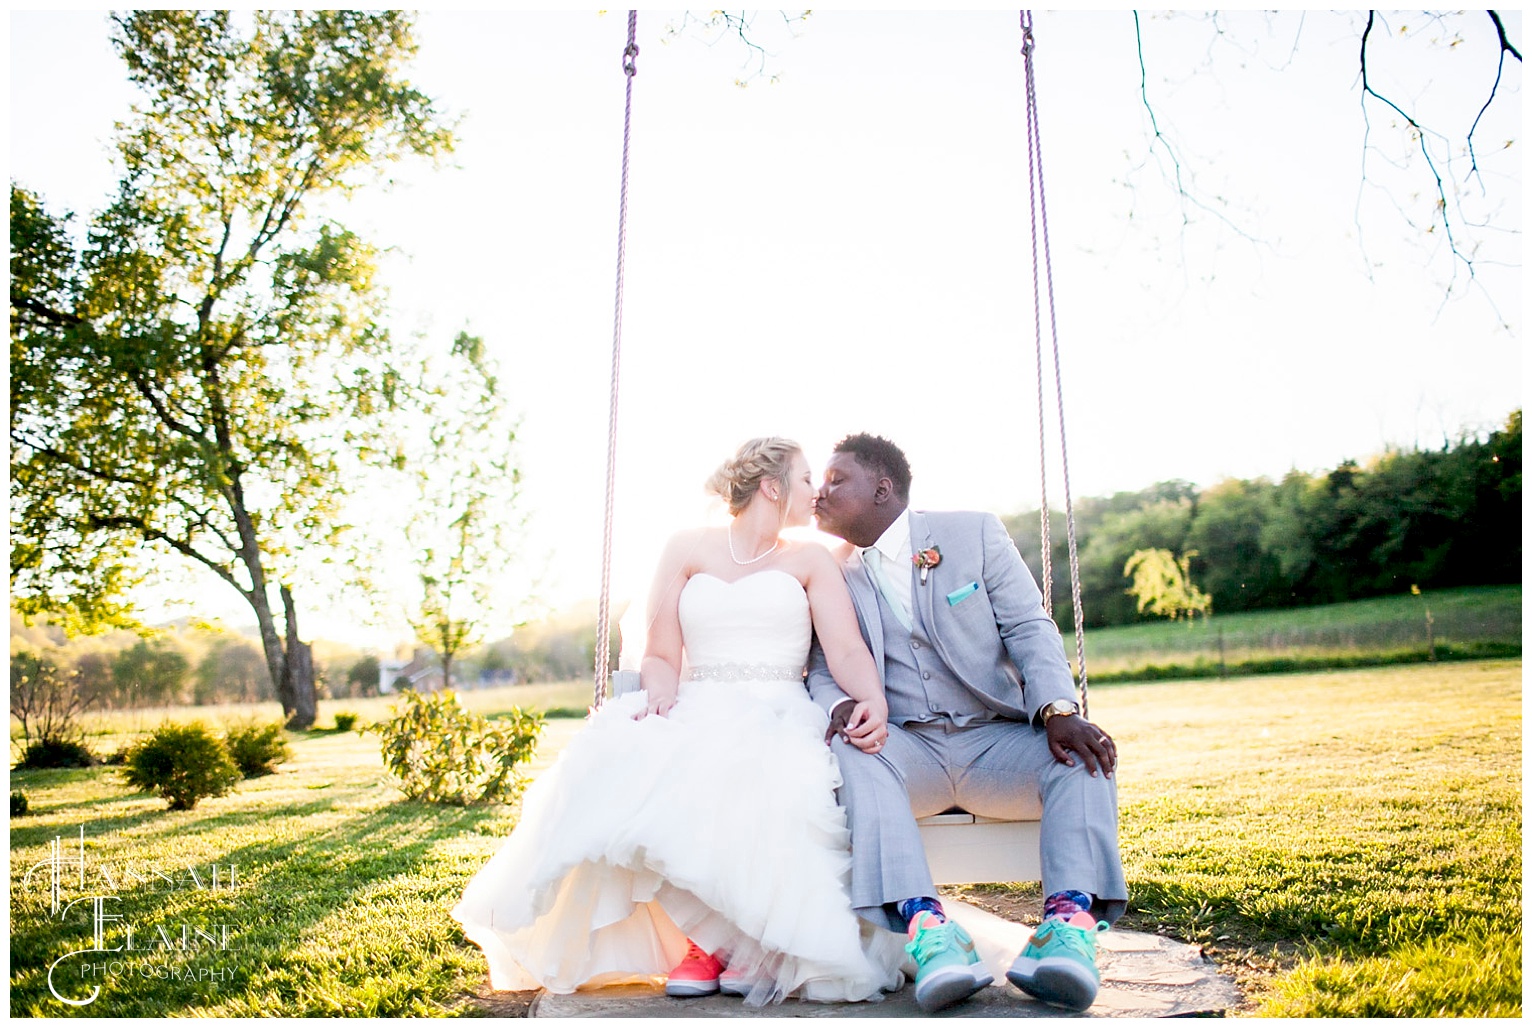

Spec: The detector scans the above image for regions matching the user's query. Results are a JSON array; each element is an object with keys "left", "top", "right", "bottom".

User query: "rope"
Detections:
[
  {"left": 1020, "top": 10, "right": 1090, "bottom": 716},
  {"left": 593, "top": 11, "right": 640, "bottom": 712}
]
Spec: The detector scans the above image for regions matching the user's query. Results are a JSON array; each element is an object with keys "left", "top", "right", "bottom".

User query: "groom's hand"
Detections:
[
  {"left": 823, "top": 698, "right": 855, "bottom": 744},
  {"left": 1047, "top": 715, "right": 1116, "bottom": 777}
]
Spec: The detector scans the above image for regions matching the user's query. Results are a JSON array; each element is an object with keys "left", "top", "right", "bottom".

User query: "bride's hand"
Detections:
[
  {"left": 842, "top": 699, "right": 890, "bottom": 754},
  {"left": 635, "top": 687, "right": 678, "bottom": 720}
]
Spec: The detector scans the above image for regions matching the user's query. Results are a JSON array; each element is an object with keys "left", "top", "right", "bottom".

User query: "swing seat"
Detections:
[
  {"left": 918, "top": 810, "right": 1041, "bottom": 886},
  {"left": 609, "top": 671, "right": 1042, "bottom": 885}
]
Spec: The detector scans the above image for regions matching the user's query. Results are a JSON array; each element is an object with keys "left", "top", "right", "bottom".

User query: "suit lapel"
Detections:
[
  {"left": 909, "top": 511, "right": 939, "bottom": 636},
  {"left": 910, "top": 511, "right": 960, "bottom": 674}
]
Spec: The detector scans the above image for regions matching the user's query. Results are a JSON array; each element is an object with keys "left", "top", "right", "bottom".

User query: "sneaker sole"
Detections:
[
  {"left": 1006, "top": 956, "right": 1098, "bottom": 1012},
  {"left": 718, "top": 979, "right": 749, "bottom": 997},
  {"left": 914, "top": 965, "right": 994, "bottom": 1012},
  {"left": 664, "top": 980, "right": 720, "bottom": 998}
]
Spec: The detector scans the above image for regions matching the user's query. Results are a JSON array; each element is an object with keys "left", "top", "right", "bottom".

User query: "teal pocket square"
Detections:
[{"left": 946, "top": 582, "right": 981, "bottom": 606}]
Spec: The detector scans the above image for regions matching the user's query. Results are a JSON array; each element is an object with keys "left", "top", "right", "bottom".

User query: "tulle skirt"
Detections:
[{"left": 450, "top": 679, "right": 907, "bottom": 1005}]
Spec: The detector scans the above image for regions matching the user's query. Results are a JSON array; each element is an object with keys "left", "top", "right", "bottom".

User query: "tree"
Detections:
[
  {"left": 1076, "top": 493, "right": 1196, "bottom": 626},
  {"left": 345, "top": 655, "right": 381, "bottom": 698},
  {"left": 9, "top": 12, "right": 451, "bottom": 728},
  {"left": 1130, "top": 11, "right": 1520, "bottom": 308},
  {"left": 194, "top": 634, "right": 269, "bottom": 704},
  {"left": 1183, "top": 477, "right": 1284, "bottom": 613},
  {"left": 402, "top": 333, "right": 523, "bottom": 691},
  {"left": 1123, "top": 548, "right": 1212, "bottom": 622},
  {"left": 110, "top": 639, "right": 190, "bottom": 707}
]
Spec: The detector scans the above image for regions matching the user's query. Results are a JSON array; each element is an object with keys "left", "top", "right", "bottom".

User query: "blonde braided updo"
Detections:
[{"left": 705, "top": 437, "right": 803, "bottom": 517}]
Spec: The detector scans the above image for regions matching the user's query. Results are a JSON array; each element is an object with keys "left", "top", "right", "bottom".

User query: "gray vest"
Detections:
[{"left": 875, "top": 574, "right": 999, "bottom": 728}]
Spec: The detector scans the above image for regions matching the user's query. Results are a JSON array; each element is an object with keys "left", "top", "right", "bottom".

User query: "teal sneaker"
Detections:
[
  {"left": 1006, "top": 913, "right": 1107, "bottom": 1011},
  {"left": 904, "top": 913, "right": 994, "bottom": 1012}
]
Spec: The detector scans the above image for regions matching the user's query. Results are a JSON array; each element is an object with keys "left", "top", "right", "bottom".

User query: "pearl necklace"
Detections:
[{"left": 727, "top": 523, "right": 780, "bottom": 566}]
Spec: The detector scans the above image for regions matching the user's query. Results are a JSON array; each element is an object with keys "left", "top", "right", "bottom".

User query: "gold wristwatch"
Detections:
[{"left": 1039, "top": 700, "right": 1079, "bottom": 726}]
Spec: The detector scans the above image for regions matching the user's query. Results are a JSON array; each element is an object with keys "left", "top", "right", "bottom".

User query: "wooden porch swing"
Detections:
[{"left": 594, "top": 11, "right": 1089, "bottom": 888}]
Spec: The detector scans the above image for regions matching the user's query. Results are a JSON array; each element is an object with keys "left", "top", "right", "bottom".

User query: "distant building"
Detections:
[{"left": 378, "top": 649, "right": 446, "bottom": 694}]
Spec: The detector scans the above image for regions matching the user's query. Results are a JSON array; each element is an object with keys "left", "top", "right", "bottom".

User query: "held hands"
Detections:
[
  {"left": 1046, "top": 713, "right": 1117, "bottom": 778},
  {"left": 824, "top": 697, "right": 889, "bottom": 754}
]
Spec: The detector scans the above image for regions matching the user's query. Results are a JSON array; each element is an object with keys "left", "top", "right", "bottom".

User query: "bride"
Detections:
[{"left": 451, "top": 437, "right": 906, "bottom": 1005}]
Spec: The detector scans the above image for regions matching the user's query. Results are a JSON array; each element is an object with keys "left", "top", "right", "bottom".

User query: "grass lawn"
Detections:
[
  {"left": 1081, "top": 584, "right": 1520, "bottom": 680},
  {"left": 9, "top": 661, "right": 1521, "bottom": 1016},
  {"left": 964, "top": 659, "right": 1522, "bottom": 1016}
]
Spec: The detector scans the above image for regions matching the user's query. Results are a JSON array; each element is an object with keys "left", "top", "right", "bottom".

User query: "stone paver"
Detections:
[{"left": 529, "top": 901, "right": 1240, "bottom": 1018}]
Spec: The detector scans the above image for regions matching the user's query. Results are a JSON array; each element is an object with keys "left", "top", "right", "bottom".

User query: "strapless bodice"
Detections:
[{"left": 677, "top": 570, "right": 810, "bottom": 678}]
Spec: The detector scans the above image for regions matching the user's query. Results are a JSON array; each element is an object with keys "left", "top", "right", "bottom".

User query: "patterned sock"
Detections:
[
  {"left": 899, "top": 897, "right": 946, "bottom": 935},
  {"left": 1042, "top": 889, "right": 1094, "bottom": 923}
]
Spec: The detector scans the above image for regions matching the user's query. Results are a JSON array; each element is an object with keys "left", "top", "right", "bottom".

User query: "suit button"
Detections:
[
  {"left": 928, "top": 702, "right": 939, "bottom": 711},
  {"left": 922, "top": 672, "right": 931, "bottom": 680},
  {"left": 911, "top": 641, "right": 921, "bottom": 649}
]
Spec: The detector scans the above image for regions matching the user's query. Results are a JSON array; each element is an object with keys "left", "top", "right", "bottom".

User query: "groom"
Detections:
[{"left": 807, "top": 433, "right": 1127, "bottom": 1014}]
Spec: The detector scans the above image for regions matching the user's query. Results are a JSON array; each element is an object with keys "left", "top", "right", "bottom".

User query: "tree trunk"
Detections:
[
  {"left": 248, "top": 582, "right": 291, "bottom": 710},
  {"left": 281, "top": 585, "right": 318, "bottom": 729}
]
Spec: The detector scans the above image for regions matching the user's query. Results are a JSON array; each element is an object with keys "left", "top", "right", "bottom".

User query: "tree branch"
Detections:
[
  {"left": 1466, "top": 10, "right": 1523, "bottom": 184},
  {"left": 11, "top": 431, "right": 152, "bottom": 488},
  {"left": 1357, "top": 11, "right": 1469, "bottom": 285},
  {"left": 126, "top": 367, "right": 207, "bottom": 440},
  {"left": 10, "top": 295, "right": 83, "bottom": 327},
  {"left": 85, "top": 513, "right": 250, "bottom": 599},
  {"left": 1130, "top": 12, "right": 1265, "bottom": 248}
]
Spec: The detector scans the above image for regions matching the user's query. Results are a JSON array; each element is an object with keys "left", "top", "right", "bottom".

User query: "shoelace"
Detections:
[
  {"left": 1034, "top": 920, "right": 1103, "bottom": 961},
  {"left": 683, "top": 941, "right": 711, "bottom": 962},
  {"left": 906, "top": 920, "right": 964, "bottom": 962}
]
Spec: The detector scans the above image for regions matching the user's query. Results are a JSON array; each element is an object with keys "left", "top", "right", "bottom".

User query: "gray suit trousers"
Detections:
[{"left": 832, "top": 718, "right": 1128, "bottom": 930}]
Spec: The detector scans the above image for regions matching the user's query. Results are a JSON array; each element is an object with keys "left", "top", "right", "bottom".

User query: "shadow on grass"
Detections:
[{"left": 11, "top": 795, "right": 507, "bottom": 1017}]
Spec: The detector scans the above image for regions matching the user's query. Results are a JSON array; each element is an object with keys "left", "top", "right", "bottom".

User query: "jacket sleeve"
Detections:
[{"left": 979, "top": 512, "right": 1078, "bottom": 721}]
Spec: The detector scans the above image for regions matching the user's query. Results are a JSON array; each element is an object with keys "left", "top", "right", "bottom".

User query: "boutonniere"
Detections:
[{"left": 913, "top": 546, "right": 941, "bottom": 584}]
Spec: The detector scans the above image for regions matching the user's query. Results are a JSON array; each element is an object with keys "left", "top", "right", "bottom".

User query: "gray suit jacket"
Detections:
[{"left": 807, "top": 510, "right": 1077, "bottom": 725}]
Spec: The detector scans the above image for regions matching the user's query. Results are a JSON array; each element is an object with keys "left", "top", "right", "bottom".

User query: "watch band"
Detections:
[{"left": 1040, "top": 700, "right": 1078, "bottom": 725}]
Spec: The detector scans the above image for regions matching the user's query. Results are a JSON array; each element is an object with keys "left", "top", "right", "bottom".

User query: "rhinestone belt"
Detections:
[{"left": 687, "top": 663, "right": 805, "bottom": 683}]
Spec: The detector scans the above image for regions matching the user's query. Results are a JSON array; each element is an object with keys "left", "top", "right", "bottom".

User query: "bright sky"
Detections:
[{"left": 8, "top": 10, "right": 1522, "bottom": 650}]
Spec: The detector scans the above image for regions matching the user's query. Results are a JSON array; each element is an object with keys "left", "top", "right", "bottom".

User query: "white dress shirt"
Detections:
[{"left": 865, "top": 509, "right": 913, "bottom": 621}]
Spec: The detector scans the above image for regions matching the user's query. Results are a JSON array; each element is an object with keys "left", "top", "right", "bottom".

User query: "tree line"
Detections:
[
  {"left": 1005, "top": 410, "right": 1521, "bottom": 630},
  {"left": 8, "top": 613, "right": 380, "bottom": 712}
]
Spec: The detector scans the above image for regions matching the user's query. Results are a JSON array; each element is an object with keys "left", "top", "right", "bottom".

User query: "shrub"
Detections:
[
  {"left": 224, "top": 719, "right": 291, "bottom": 778},
  {"left": 373, "top": 690, "right": 543, "bottom": 806},
  {"left": 333, "top": 711, "right": 360, "bottom": 732},
  {"left": 12, "top": 792, "right": 29, "bottom": 817},
  {"left": 120, "top": 722, "right": 241, "bottom": 811},
  {"left": 15, "top": 738, "right": 96, "bottom": 769},
  {"left": 10, "top": 648, "right": 94, "bottom": 756}
]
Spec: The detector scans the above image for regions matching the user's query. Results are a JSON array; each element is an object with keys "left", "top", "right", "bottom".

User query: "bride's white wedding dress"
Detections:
[{"left": 451, "top": 569, "right": 907, "bottom": 1005}]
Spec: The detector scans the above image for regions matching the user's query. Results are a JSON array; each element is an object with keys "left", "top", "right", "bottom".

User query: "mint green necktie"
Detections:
[{"left": 863, "top": 546, "right": 912, "bottom": 631}]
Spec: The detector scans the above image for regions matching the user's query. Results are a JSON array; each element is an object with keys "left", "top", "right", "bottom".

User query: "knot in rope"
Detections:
[{"left": 622, "top": 11, "right": 639, "bottom": 76}]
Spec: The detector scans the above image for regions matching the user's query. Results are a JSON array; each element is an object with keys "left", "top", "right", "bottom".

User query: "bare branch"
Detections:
[
  {"left": 1467, "top": 10, "right": 1523, "bottom": 184},
  {"left": 1357, "top": 11, "right": 1472, "bottom": 288},
  {"left": 1130, "top": 12, "right": 1266, "bottom": 246}
]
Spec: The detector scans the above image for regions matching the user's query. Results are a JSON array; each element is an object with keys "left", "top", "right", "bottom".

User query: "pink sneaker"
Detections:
[{"left": 665, "top": 941, "right": 723, "bottom": 997}]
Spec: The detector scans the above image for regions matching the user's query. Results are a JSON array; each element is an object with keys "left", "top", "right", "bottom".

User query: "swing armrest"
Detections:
[{"left": 611, "top": 669, "right": 642, "bottom": 696}]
